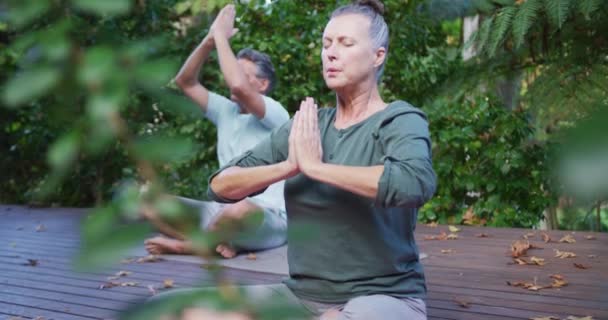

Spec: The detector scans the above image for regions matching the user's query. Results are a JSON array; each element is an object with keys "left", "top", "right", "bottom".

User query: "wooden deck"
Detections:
[{"left": 1, "top": 205, "right": 606, "bottom": 320}]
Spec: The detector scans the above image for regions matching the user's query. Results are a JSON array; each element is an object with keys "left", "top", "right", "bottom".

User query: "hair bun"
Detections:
[{"left": 354, "top": 0, "right": 385, "bottom": 15}]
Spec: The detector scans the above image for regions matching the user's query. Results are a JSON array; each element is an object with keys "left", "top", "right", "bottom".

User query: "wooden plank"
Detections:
[
  {"left": 0, "top": 301, "right": 98, "bottom": 320},
  {"left": 0, "top": 292, "right": 118, "bottom": 319},
  {"left": 1, "top": 205, "right": 606, "bottom": 320}
]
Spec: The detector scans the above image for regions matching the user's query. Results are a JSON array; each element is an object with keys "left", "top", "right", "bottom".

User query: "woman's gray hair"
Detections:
[
  {"left": 330, "top": 0, "right": 389, "bottom": 80},
  {"left": 236, "top": 48, "right": 277, "bottom": 94}
]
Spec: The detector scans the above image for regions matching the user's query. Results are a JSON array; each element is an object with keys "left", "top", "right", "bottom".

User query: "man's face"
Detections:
[{"left": 230, "top": 59, "right": 268, "bottom": 105}]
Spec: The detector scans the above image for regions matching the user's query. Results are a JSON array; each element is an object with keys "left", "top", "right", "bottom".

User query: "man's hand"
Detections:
[{"left": 212, "top": 4, "right": 239, "bottom": 41}]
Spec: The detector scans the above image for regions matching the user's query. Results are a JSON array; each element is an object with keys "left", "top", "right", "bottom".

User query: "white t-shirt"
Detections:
[{"left": 204, "top": 91, "right": 289, "bottom": 211}]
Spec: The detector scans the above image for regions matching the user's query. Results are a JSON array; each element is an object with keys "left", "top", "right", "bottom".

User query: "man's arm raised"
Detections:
[
  {"left": 213, "top": 5, "right": 267, "bottom": 119},
  {"left": 173, "top": 33, "right": 214, "bottom": 113}
]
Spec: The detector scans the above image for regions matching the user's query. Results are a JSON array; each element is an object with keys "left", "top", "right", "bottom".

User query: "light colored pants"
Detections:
[
  {"left": 154, "top": 284, "right": 427, "bottom": 320},
  {"left": 175, "top": 197, "right": 287, "bottom": 251}
]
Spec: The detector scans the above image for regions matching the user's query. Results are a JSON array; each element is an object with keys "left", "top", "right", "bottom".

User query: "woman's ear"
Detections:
[{"left": 374, "top": 47, "right": 387, "bottom": 68}]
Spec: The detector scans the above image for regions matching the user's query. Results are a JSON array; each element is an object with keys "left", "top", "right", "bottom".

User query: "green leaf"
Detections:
[
  {"left": 47, "top": 132, "right": 79, "bottom": 171},
  {"left": 544, "top": 0, "right": 572, "bottom": 29},
  {"left": 472, "top": 0, "right": 497, "bottom": 13},
  {"left": 512, "top": 0, "right": 542, "bottom": 48},
  {"left": 133, "top": 136, "right": 195, "bottom": 163},
  {"left": 6, "top": 0, "right": 50, "bottom": 29},
  {"left": 578, "top": 0, "right": 602, "bottom": 20},
  {"left": 2, "top": 67, "right": 61, "bottom": 107},
  {"left": 134, "top": 59, "right": 179, "bottom": 89},
  {"left": 76, "top": 223, "right": 152, "bottom": 270},
  {"left": 71, "top": 0, "right": 132, "bottom": 16},
  {"left": 82, "top": 206, "right": 121, "bottom": 244},
  {"left": 78, "top": 47, "right": 117, "bottom": 88},
  {"left": 174, "top": 1, "right": 192, "bottom": 15}
]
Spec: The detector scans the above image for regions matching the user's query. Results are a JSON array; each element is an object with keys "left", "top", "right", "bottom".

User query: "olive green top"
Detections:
[{"left": 209, "top": 100, "right": 437, "bottom": 303}]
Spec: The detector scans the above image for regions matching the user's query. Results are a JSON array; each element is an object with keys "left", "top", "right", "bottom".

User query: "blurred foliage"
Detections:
[
  {"left": 1, "top": 0, "right": 605, "bottom": 284},
  {"left": 1, "top": 0, "right": 606, "bottom": 318},
  {"left": 418, "top": 0, "right": 607, "bottom": 230},
  {"left": 420, "top": 93, "right": 553, "bottom": 228}
]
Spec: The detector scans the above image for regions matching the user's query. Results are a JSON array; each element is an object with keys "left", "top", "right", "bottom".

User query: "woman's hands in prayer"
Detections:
[{"left": 285, "top": 97, "right": 324, "bottom": 177}]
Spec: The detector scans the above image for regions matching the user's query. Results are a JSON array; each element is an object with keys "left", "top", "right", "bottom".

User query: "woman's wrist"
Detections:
[{"left": 279, "top": 161, "right": 299, "bottom": 179}]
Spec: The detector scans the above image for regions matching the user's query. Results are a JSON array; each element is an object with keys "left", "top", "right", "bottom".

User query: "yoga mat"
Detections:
[{"left": 129, "top": 245, "right": 427, "bottom": 276}]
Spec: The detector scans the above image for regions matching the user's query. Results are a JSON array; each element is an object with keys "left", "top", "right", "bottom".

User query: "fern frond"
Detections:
[
  {"left": 512, "top": 0, "right": 543, "bottom": 48},
  {"left": 475, "top": 15, "right": 495, "bottom": 54},
  {"left": 578, "top": 0, "right": 602, "bottom": 20},
  {"left": 488, "top": 6, "right": 517, "bottom": 57},
  {"left": 472, "top": 0, "right": 497, "bottom": 13},
  {"left": 544, "top": 0, "right": 572, "bottom": 29},
  {"left": 493, "top": 0, "right": 516, "bottom": 6}
]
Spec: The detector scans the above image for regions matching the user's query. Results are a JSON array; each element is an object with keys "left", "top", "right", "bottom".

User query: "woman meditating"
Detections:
[{"left": 176, "top": 1, "right": 436, "bottom": 319}]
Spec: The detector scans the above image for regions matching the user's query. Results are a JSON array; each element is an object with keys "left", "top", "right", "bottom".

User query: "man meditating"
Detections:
[{"left": 143, "top": 5, "right": 289, "bottom": 259}]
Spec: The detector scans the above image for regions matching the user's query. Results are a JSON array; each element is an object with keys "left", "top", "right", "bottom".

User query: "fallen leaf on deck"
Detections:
[
  {"left": 247, "top": 253, "right": 257, "bottom": 260},
  {"left": 574, "top": 263, "right": 591, "bottom": 269},
  {"left": 550, "top": 278, "right": 568, "bottom": 288},
  {"left": 448, "top": 225, "right": 460, "bottom": 233},
  {"left": 529, "top": 316, "right": 560, "bottom": 320},
  {"left": 462, "top": 207, "right": 476, "bottom": 225},
  {"left": 523, "top": 232, "right": 536, "bottom": 239},
  {"left": 476, "top": 233, "right": 490, "bottom": 238},
  {"left": 566, "top": 316, "right": 594, "bottom": 320},
  {"left": 555, "top": 249, "right": 577, "bottom": 259},
  {"left": 121, "top": 258, "right": 136, "bottom": 264},
  {"left": 147, "top": 284, "right": 157, "bottom": 295},
  {"left": 559, "top": 234, "right": 576, "bottom": 243},
  {"left": 441, "top": 249, "right": 455, "bottom": 254},
  {"left": 33, "top": 317, "right": 45, "bottom": 320},
  {"left": 452, "top": 297, "right": 471, "bottom": 308},
  {"left": 136, "top": 255, "right": 165, "bottom": 263},
  {"left": 426, "top": 222, "right": 438, "bottom": 228},
  {"left": 446, "top": 233, "right": 459, "bottom": 240},
  {"left": 163, "top": 279, "right": 174, "bottom": 288},
  {"left": 99, "top": 281, "right": 120, "bottom": 289},
  {"left": 108, "top": 270, "right": 132, "bottom": 280},
  {"left": 508, "top": 275, "right": 567, "bottom": 291},
  {"left": 541, "top": 232, "right": 551, "bottom": 243},
  {"left": 530, "top": 256, "right": 545, "bottom": 266},
  {"left": 23, "top": 259, "right": 38, "bottom": 266},
  {"left": 35, "top": 224, "right": 46, "bottom": 232},
  {"left": 511, "top": 240, "right": 531, "bottom": 258},
  {"left": 550, "top": 274, "right": 564, "bottom": 281},
  {"left": 424, "top": 232, "right": 446, "bottom": 240},
  {"left": 511, "top": 257, "right": 546, "bottom": 266},
  {"left": 585, "top": 235, "right": 596, "bottom": 240},
  {"left": 121, "top": 282, "right": 138, "bottom": 287}
]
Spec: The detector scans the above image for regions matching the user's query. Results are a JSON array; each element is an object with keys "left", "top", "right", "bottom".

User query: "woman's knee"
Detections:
[{"left": 339, "top": 295, "right": 426, "bottom": 320}]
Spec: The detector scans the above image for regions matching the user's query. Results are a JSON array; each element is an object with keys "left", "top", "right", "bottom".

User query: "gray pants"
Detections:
[
  {"left": 175, "top": 197, "right": 287, "bottom": 251},
  {"left": 154, "top": 284, "right": 426, "bottom": 320}
]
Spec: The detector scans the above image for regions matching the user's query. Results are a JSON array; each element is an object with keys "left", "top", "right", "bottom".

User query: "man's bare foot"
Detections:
[
  {"left": 144, "top": 236, "right": 187, "bottom": 254},
  {"left": 216, "top": 243, "right": 237, "bottom": 259}
]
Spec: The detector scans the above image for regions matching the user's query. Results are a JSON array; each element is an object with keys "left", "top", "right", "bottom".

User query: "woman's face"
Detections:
[{"left": 321, "top": 14, "right": 384, "bottom": 91}]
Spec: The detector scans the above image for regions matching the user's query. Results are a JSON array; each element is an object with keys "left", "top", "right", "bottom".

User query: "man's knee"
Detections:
[{"left": 221, "top": 200, "right": 260, "bottom": 220}]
